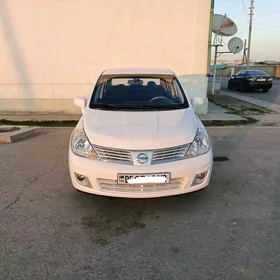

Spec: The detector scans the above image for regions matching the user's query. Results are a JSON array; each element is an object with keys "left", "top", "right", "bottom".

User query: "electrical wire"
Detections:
[
  {"left": 253, "top": 24, "right": 280, "bottom": 32},
  {"left": 240, "top": 0, "right": 249, "bottom": 22}
]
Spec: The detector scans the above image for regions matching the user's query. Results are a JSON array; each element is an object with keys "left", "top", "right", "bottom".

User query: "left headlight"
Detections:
[
  {"left": 70, "top": 129, "right": 100, "bottom": 160},
  {"left": 185, "top": 128, "right": 211, "bottom": 158}
]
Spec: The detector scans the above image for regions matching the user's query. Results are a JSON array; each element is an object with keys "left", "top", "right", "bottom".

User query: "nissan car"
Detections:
[{"left": 68, "top": 68, "right": 213, "bottom": 198}]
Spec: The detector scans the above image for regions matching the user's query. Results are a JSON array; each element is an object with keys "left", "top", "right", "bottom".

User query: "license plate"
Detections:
[
  {"left": 257, "top": 79, "right": 266, "bottom": 82},
  {"left": 117, "top": 173, "right": 170, "bottom": 185}
]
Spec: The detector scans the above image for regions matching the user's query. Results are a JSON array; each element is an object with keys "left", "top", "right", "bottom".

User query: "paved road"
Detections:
[
  {"left": 219, "top": 77, "right": 280, "bottom": 105},
  {"left": 1, "top": 128, "right": 280, "bottom": 279}
]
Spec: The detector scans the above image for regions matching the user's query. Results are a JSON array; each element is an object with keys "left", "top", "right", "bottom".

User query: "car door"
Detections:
[
  {"left": 235, "top": 71, "right": 246, "bottom": 87},
  {"left": 230, "top": 71, "right": 241, "bottom": 88}
]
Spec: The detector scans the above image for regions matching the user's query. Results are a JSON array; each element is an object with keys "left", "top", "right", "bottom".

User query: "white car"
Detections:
[{"left": 69, "top": 68, "right": 213, "bottom": 198}]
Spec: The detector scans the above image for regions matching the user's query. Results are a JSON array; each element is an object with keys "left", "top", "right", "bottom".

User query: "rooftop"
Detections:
[{"left": 102, "top": 68, "right": 175, "bottom": 76}]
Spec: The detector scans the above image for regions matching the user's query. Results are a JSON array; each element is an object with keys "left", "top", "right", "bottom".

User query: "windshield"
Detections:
[{"left": 89, "top": 76, "right": 189, "bottom": 111}]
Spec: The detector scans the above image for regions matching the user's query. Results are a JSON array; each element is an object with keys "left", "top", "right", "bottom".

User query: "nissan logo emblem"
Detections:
[{"left": 136, "top": 153, "right": 149, "bottom": 164}]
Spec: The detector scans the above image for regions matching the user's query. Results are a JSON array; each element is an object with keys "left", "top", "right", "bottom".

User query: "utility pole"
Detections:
[
  {"left": 212, "top": 44, "right": 219, "bottom": 95},
  {"left": 246, "top": 0, "right": 254, "bottom": 70},
  {"left": 211, "top": 33, "right": 223, "bottom": 95},
  {"left": 242, "top": 39, "right": 247, "bottom": 64}
]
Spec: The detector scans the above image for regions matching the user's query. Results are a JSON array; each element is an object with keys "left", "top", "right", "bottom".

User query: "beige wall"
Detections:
[{"left": 0, "top": 0, "right": 211, "bottom": 114}]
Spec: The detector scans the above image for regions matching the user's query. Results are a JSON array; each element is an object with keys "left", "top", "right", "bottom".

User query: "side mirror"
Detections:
[
  {"left": 191, "top": 97, "right": 204, "bottom": 113},
  {"left": 191, "top": 99, "right": 196, "bottom": 112},
  {"left": 231, "top": 75, "right": 236, "bottom": 79},
  {"left": 74, "top": 97, "right": 86, "bottom": 113}
]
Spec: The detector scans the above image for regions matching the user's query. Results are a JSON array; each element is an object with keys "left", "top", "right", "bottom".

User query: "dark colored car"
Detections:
[{"left": 228, "top": 70, "right": 273, "bottom": 92}]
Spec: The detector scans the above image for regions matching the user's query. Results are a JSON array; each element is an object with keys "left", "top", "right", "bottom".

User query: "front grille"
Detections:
[
  {"left": 98, "top": 178, "right": 184, "bottom": 194},
  {"left": 94, "top": 145, "right": 133, "bottom": 165},
  {"left": 93, "top": 144, "right": 190, "bottom": 165},
  {"left": 152, "top": 144, "right": 190, "bottom": 164}
]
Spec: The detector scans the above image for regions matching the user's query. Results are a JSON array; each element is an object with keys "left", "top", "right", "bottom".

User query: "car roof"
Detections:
[
  {"left": 245, "top": 70, "right": 267, "bottom": 73},
  {"left": 245, "top": 69, "right": 265, "bottom": 71},
  {"left": 102, "top": 68, "right": 175, "bottom": 76}
]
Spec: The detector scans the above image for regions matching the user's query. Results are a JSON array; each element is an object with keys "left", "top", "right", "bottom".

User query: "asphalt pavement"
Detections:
[
  {"left": 1, "top": 127, "right": 280, "bottom": 280},
  {"left": 219, "top": 77, "right": 280, "bottom": 105}
]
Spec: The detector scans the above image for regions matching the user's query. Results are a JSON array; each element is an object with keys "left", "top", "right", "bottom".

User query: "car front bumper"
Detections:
[{"left": 68, "top": 148, "right": 213, "bottom": 198}]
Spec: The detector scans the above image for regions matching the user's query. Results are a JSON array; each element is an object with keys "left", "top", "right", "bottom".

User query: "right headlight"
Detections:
[
  {"left": 185, "top": 128, "right": 211, "bottom": 158},
  {"left": 70, "top": 128, "right": 100, "bottom": 160}
]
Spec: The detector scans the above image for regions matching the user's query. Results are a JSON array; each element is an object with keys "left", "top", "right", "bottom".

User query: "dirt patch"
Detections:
[
  {"left": 0, "top": 119, "right": 77, "bottom": 127},
  {"left": 208, "top": 95, "right": 274, "bottom": 116},
  {"left": 202, "top": 118, "right": 257, "bottom": 126}
]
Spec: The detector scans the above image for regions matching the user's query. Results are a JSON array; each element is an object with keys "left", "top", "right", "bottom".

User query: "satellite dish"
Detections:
[
  {"left": 228, "top": 37, "right": 244, "bottom": 54},
  {"left": 212, "top": 14, "right": 238, "bottom": 37}
]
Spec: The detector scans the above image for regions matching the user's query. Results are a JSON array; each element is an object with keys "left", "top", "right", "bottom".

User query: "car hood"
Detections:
[{"left": 83, "top": 108, "right": 198, "bottom": 150}]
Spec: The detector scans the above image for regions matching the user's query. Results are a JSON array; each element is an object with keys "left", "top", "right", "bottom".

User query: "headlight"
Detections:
[
  {"left": 185, "top": 128, "right": 211, "bottom": 158},
  {"left": 71, "top": 129, "right": 99, "bottom": 160}
]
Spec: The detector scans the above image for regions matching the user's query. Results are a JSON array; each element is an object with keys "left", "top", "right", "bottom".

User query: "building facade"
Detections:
[{"left": 0, "top": 0, "right": 211, "bottom": 114}]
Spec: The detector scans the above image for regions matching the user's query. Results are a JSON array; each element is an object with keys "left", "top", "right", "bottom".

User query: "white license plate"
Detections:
[
  {"left": 257, "top": 79, "right": 266, "bottom": 82},
  {"left": 117, "top": 173, "right": 170, "bottom": 184}
]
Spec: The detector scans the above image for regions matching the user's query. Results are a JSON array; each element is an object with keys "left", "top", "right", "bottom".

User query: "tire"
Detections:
[
  {"left": 263, "top": 88, "right": 269, "bottom": 93},
  {"left": 228, "top": 82, "right": 232, "bottom": 90}
]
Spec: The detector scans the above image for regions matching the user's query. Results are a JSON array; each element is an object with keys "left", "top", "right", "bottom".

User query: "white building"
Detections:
[{"left": 0, "top": 0, "right": 211, "bottom": 114}]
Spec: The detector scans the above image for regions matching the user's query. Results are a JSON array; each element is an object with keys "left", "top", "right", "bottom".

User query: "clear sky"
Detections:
[{"left": 213, "top": 0, "right": 280, "bottom": 62}]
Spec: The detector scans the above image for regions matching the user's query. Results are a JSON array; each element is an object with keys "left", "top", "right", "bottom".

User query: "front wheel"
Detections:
[
  {"left": 263, "top": 88, "right": 269, "bottom": 93},
  {"left": 228, "top": 82, "right": 232, "bottom": 90}
]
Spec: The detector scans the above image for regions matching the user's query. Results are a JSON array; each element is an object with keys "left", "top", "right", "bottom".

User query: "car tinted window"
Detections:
[
  {"left": 89, "top": 76, "right": 189, "bottom": 111},
  {"left": 246, "top": 70, "right": 267, "bottom": 76}
]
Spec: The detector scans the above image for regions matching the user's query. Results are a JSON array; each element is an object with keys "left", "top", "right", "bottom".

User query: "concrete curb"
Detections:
[
  {"left": 0, "top": 125, "right": 41, "bottom": 143},
  {"left": 221, "top": 90, "right": 280, "bottom": 113}
]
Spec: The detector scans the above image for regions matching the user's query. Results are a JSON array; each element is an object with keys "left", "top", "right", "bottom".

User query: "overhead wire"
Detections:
[{"left": 240, "top": 0, "right": 249, "bottom": 22}]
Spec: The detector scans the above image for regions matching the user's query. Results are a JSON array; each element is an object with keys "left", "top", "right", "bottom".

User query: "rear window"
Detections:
[
  {"left": 89, "top": 76, "right": 189, "bottom": 111},
  {"left": 246, "top": 70, "right": 267, "bottom": 76}
]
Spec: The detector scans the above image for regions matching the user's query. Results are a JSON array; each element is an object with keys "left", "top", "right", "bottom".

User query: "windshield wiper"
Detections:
[
  {"left": 150, "top": 105, "right": 185, "bottom": 109},
  {"left": 90, "top": 103, "right": 120, "bottom": 110},
  {"left": 91, "top": 103, "right": 152, "bottom": 109},
  {"left": 108, "top": 104, "right": 185, "bottom": 110},
  {"left": 91, "top": 103, "right": 185, "bottom": 110}
]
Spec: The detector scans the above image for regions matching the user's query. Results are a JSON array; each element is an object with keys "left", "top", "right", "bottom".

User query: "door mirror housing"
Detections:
[
  {"left": 74, "top": 97, "right": 87, "bottom": 113},
  {"left": 191, "top": 97, "right": 205, "bottom": 113},
  {"left": 231, "top": 75, "right": 236, "bottom": 79},
  {"left": 191, "top": 99, "right": 196, "bottom": 112}
]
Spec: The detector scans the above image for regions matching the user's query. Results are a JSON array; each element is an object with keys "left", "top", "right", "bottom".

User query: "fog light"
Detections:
[
  {"left": 77, "top": 174, "right": 85, "bottom": 181},
  {"left": 74, "top": 173, "right": 91, "bottom": 187},
  {"left": 192, "top": 171, "right": 208, "bottom": 186},
  {"left": 197, "top": 173, "right": 206, "bottom": 180}
]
